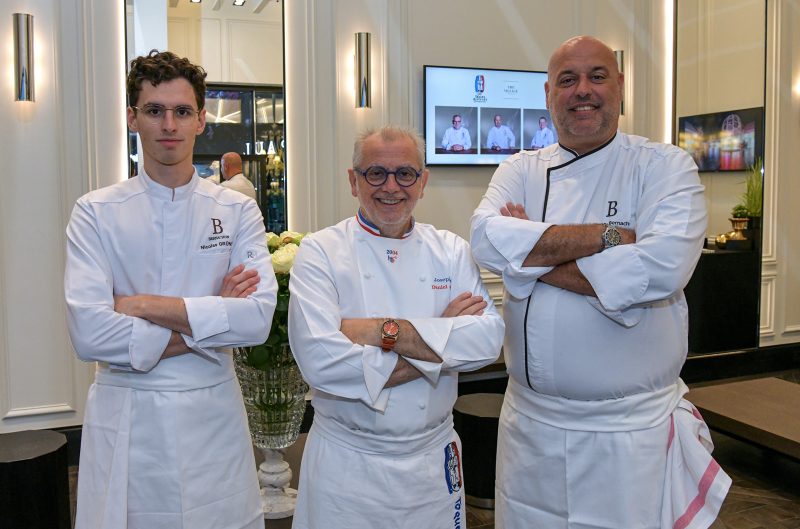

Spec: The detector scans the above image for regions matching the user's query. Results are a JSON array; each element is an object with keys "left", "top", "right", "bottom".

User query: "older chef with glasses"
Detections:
[{"left": 288, "top": 126, "right": 504, "bottom": 529}]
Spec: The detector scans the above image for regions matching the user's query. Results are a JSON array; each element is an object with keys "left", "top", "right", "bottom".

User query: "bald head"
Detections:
[
  {"left": 547, "top": 36, "right": 619, "bottom": 83},
  {"left": 221, "top": 152, "right": 243, "bottom": 180},
  {"left": 545, "top": 35, "right": 623, "bottom": 154}
]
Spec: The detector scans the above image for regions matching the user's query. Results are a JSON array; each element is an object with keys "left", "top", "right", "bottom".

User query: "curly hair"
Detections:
[{"left": 127, "top": 50, "right": 207, "bottom": 109}]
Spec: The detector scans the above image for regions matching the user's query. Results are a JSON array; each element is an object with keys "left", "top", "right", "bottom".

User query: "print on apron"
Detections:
[{"left": 444, "top": 441, "right": 463, "bottom": 494}]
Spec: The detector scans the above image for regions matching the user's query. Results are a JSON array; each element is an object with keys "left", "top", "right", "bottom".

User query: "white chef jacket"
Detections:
[
  {"left": 65, "top": 169, "right": 277, "bottom": 529},
  {"left": 441, "top": 126, "right": 472, "bottom": 150},
  {"left": 221, "top": 172, "right": 257, "bottom": 201},
  {"left": 471, "top": 132, "right": 728, "bottom": 528},
  {"left": 486, "top": 124, "right": 516, "bottom": 149},
  {"left": 288, "top": 214, "right": 504, "bottom": 528},
  {"left": 471, "top": 132, "right": 707, "bottom": 399},
  {"left": 530, "top": 127, "right": 555, "bottom": 149}
]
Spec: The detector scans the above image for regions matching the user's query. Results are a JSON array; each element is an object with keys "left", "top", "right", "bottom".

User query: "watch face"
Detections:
[
  {"left": 383, "top": 320, "right": 400, "bottom": 337},
  {"left": 604, "top": 226, "right": 621, "bottom": 247}
]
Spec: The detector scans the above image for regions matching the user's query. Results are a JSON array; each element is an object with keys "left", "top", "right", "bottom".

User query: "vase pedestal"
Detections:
[{"left": 258, "top": 447, "right": 299, "bottom": 519}]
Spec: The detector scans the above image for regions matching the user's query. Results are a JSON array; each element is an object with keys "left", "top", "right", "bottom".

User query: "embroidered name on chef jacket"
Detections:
[
  {"left": 444, "top": 441, "right": 462, "bottom": 494},
  {"left": 386, "top": 249, "right": 398, "bottom": 263},
  {"left": 198, "top": 217, "right": 232, "bottom": 252},
  {"left": 432, "top": 276, "right": 452, "bottom": 290},
  {"left": 602, "top": 200, "right": 633, "bottom": 228}
]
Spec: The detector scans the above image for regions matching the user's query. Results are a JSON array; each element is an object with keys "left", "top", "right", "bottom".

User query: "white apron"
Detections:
[
  {"left": 291, "top": 415, "right": 466, "bottom": 529},
  {"left": 75, "top": 377, "right": 263, "bottom": 529},
  {"left": 495, "top": 379, "right": 730, "bottom": 529}
]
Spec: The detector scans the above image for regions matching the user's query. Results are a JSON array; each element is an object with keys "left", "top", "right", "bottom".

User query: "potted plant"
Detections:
[
  {"left": 234, "top": 230, "right": 308, "bottom": 518},
  {"left": 737, "top": 157, "right": 764, "bottom": 249},
  {"left": 741, "top": 157, "right": 763, "bottom": 233}
]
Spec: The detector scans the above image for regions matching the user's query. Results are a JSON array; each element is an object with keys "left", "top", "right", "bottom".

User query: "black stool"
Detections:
[
  {"left": 453, "top": 392, "right": 504, "bottom": 509},
  {"left": 0, "top": 429, "right": 71, "bottom": 529}
]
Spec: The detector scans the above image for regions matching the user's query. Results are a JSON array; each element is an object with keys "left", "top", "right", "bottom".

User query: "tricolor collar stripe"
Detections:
[{"left": 355, "top": 210, "right": 415, "bottom": 239}]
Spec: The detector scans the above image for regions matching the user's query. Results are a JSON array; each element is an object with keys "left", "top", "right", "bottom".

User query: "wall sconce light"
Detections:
[
  {"left": 355, "top": 32, "right": 371, "bottom": 108},
  {"left": 13, "top": 13, "right": 34, "bottom": 102},
  {"left": 614, "top": 49, "right": 624, "bottom": 115}
]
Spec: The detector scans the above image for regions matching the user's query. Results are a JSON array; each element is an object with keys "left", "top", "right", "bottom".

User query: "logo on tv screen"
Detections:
[
  {"left": 474, "top": 75, "right": 485, "bottom": 93},
  {"left": 473, "top": 74, "right": 487, "bottom": 103}
]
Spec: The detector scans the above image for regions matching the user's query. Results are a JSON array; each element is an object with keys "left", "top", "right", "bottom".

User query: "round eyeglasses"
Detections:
[
  {"left": 355, "top": 166, "right": 423, "bottom": 187},
  {"left": 133, "top": 104, "right": 201, "bottom": 123}
]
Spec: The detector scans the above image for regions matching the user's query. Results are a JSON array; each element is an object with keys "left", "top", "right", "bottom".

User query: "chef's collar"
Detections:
[
  {"left": 356, "top": 209, "right": 415, "bottom": 239},
  {"left": 557, "top": 131, "right": 618, "bottom": 160},
  {"left": 139, "top": 168, "right": 199, "bottom": 202}
]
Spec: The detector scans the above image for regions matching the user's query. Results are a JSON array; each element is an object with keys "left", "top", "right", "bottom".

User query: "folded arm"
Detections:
[
  {"left": 502, "top": 202, "right": 634, "bottom": 296},
  {"left": 340, "top": 291, "right": 490, "bottom": 386}
]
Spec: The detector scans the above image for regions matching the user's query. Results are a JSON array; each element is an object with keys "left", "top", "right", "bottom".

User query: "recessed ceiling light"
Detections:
[
  {"left": 233, "top": 0, "right": 245, "bottom": 5},
  {"left": 189, "top": 0, "right": 201, "bottom": 3}
]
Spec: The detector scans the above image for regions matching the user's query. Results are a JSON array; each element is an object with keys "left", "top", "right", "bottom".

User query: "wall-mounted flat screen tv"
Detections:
[
  {"left": 423, "top": 65, "right": 552, "bottom": 166},
  {"left": 677, "top": 107, "right": 764, "bottom": 172}
]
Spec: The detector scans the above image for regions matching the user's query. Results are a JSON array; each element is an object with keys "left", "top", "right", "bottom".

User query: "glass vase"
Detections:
[{"left": 234, "top": 344, "right": 308, "bottom": 449}]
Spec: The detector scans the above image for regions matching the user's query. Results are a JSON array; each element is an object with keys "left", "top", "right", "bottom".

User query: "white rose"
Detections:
[
  {"left": 271, "top": 243, "right": 299, "bottom": 273},
  {"left": 266, "top": 232, "right": 281, "bottom": 251},
  {"left": 279, "top": 230, "right": 305, "bottom": 245}
]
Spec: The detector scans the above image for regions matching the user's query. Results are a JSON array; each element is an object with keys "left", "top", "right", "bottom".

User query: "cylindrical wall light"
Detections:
[
  {"left": 355, "top": 32, "right": 371, "bottom": 108},
  {"left": 13, "top": 13, "right": 34, "bottom": 102},
  {"left": 614, "top": 49, "right": 624, "bottom": 115}
]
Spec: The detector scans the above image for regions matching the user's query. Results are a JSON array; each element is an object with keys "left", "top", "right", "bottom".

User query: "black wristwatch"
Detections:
[{"left": 601, "top": 224, "right": 621, "bottom": 250}]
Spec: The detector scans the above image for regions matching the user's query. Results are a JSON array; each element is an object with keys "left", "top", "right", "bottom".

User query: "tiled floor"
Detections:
[{"left": 68, "top": 372, "right": 800, "bottom": 529}]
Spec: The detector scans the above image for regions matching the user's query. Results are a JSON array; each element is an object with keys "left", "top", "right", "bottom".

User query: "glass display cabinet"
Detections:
[{"left": 195, "top": 83, "right": 286, "bottom": 234}]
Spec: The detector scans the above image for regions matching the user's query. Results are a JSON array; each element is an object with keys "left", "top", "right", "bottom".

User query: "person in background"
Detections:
[
  {"left": 529, "top": 116, "right": 555, "bottom": 150},
  {"left": 65, "top": 50, "right": 277, "bottom": 529},
  {"left": 470, "top": 35, "right": 730, "bottom": 528},
  {"left": 288, "top": 126, "right": 504, "bottom": 529},
  {"left": 221, "top": 151, "right": 257, "bottom": 200},
  {"left": 486, "top": 114, "right": 516, "bottom": 151},
  {"left": 441, "top": 113, "right": 472, "bottom": 152}
]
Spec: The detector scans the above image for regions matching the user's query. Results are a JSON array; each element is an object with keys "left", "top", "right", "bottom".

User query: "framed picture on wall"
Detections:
[{"left": 677, "top": 107, "right": 764, "bottom": 172}]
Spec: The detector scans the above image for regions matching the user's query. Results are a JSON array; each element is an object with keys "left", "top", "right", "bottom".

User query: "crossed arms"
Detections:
[
  {"left": 339, "top": 291, "right": 488, "bottom": 387},
  {"left": 113, "top": 264, "right": 261, "bottom": 359},
  {"left": 499, "top": 202, "right": 635, "bottom": 296}
]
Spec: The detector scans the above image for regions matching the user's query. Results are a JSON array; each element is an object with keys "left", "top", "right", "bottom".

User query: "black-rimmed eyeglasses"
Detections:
[
  {"left": 355, "top": 166, "right": 423, "bottom": 187},
  {"left": 132, "top": 104, "right": 201, "bottom": 123}
]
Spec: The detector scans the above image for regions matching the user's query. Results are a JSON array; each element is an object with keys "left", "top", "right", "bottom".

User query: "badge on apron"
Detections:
[{"left": 444, "top": 441, "right": 463, "bottom": 494}]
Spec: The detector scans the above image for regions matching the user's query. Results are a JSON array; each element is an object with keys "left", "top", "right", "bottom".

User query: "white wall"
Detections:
[
  {"left": 676, "top": 0, "right": 765, "bottom": 239},
  {"left": 165, "top": 1, "right": 283, "bottom": 85},
  {"left": 760, "top": 0, "right": 800, "bottom": 347},
  {"left": 0, "top": 0, "right": 127, "bottom": 433}
]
